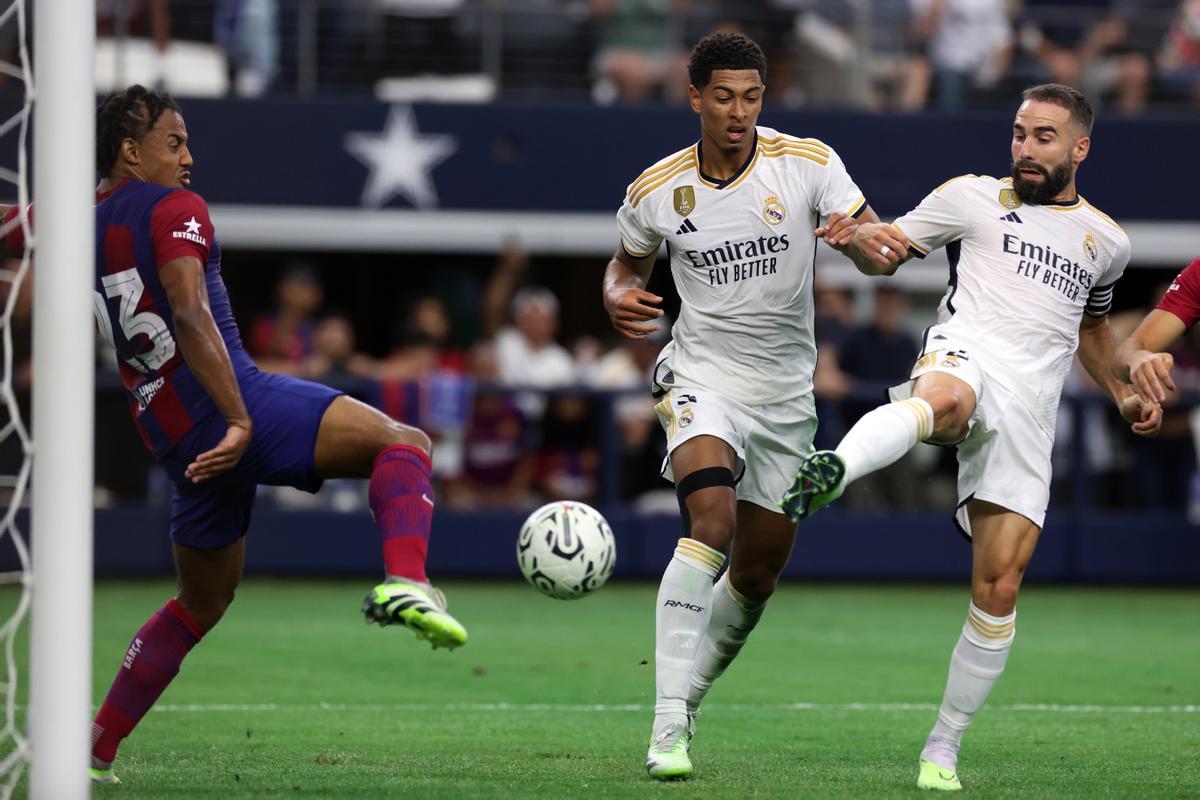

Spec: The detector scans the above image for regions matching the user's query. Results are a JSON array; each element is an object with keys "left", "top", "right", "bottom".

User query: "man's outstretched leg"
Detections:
[
  {"left": 91, "top": 539, "right": 245, "bottom": 783},
  {"left": 782, "top": 371, "right": 972, "bottom": 521},
  {"left": 314, "top": 396, "right": 466, "bottom": 649}
]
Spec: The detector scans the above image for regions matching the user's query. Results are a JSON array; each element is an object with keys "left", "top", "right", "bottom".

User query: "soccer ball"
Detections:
[{"left": 517, "top": 501, "right": 616, "bottom": 600}]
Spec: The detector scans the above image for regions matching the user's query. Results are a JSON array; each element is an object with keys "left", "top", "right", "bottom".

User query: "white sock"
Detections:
[
  {"left": 921, "top": 602, "right": 1016, "bottom": 772},
  {"left": 836, "top": 397, "right": 935, "bottom": 485},
  {"left": 686, "top": 572, "right": 765, "bottom": 714},
  {"left": 653, "top": 538, "right": 725, "bottom": 739}
]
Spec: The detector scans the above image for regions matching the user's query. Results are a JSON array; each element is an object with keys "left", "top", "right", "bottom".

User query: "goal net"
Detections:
[{"left": 0, "top": 0, "right": 35, "bottom": 794}]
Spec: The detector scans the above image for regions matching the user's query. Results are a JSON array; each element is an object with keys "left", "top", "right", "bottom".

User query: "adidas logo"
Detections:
[
  {"left": 675, "top": 218, "right": 699, "bottom": 235},
  {"left": 999, "top": 212, "right": 1023, "bottom": 223}
]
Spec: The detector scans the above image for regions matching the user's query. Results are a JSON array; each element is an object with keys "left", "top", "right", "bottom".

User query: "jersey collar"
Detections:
[
  {"left": 96, "top": 178, "right": 133, "bottom": 202},
  {"left": 696, "top": 131, "right": 759, "bottom": 190},
  {"left": 1041, "top": 195, "right": 1083, "bottom": 211}
]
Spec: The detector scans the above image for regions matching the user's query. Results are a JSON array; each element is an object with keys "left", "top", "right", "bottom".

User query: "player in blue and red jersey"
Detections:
[
  {"left": 1113, "top": 256, "right": 1200, "bottom": 402},
  {"left": 2, "top": 85, "right": 467, "bottom": 784}
]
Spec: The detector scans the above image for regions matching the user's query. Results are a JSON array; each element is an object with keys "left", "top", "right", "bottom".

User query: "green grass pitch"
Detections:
[{"left": 17, "top": 581, "right": 1200, "bottom": 797}]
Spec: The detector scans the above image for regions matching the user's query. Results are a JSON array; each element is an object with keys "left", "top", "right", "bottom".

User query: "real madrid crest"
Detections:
[
  {"left": 1083, "top": 232, "right": 1098, "bottom": 262},
  {"left": 763, "top": 194, "right": 786, "bottom": 225},
  {"left": 999, "top": 188, "right": 1022, "bottom": 210},
  {"left": 674, "top": 186, "right": 696, "bottom": 217}
]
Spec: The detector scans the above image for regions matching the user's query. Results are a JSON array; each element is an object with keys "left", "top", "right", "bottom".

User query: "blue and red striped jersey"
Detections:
[{"left": 86, "top": 179, "right": 256, "bottom": 457}]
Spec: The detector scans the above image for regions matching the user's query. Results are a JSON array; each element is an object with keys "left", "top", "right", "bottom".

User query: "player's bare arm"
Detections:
[
  {"left": 815, "top": 206, "right": 883, "bottom": 253},
  {"left": 843, "top": 220, "right": 911, "bottom": 276},
  {"left": 1078, "top": 314, "right": 1162, "bottom": 437},
  {"left": 603, "top": 246, "right": 662, "bottom": 340},
  {"left": 1112, "top": 309, "right": 1183, "bottom": 403},
  {"left": 159, "top": 254, "right": 253, "bottom": 481}
]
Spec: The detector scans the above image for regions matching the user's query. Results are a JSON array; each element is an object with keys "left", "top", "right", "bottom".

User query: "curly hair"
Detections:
[
  {"left": 688, "top": 32, "right": 767, "bottom": 89},
  {"left": 96, "top": 85, "right": 182, "bottom": 176},
  {"left": 1022, "top": 83, "right": 1094, "bottom": 136}
]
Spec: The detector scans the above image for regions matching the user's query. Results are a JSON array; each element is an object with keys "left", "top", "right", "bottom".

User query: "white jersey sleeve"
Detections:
[
  {"left": 616, "top": 185, "right": 665, "bottom": 258},
  {"left": 1085, "top": 220, "right": 1131, "bottom": 318},
  {"left": 810, "top": 144, "right": 867, "bottom": 220},
  {"left": 892, "top": 174, "right": 974, "bottom": 258}
]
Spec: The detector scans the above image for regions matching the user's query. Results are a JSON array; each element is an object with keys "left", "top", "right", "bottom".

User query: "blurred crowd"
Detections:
[
  {"left": 93, "top": 0, "right": 1200, "bottom": 111},
  {"left": 2, "top": 247, "right": 1198, "bottom": 514}
]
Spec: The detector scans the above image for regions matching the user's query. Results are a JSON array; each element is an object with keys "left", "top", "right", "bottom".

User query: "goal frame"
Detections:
[{"left": 28, "top": 1, "right": 95, "bottom": 797}]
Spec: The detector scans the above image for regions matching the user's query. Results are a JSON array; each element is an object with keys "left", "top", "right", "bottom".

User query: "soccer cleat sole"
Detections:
[
  {"left": 780, "top": 450, "right": 846, "bottom": 522},
  {"left": 646, "top": 755, "right": 692, "bottom": 781},
  {"left": 917, "top": 758, "right": 962, "bottom": 791},
  {"left": 362, "top": 587, "right": 468, "bottom": 650}
]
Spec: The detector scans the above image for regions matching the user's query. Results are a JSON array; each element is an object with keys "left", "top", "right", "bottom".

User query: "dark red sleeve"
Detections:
[
  {"left": 150, "top": 190, "right": 214, "bottom": 267},
  {"left": 2, "top": 204, "right": 32, "bottom": 254},
  {"left": 1156, "top": 257, "right": 1200, "bottom": 331}
]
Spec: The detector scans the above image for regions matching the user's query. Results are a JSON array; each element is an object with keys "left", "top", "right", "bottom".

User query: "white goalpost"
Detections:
[{"left": 27, "top": 0, "right": 95, "bottom": 797}]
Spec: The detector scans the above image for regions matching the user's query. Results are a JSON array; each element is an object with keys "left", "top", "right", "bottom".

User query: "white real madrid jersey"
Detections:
[
  {"left": 894, "top": 174, "right": 1131, "bottom": 431},
  {"left": 616, "top": 127, "right": 866, "bottom": 405}
]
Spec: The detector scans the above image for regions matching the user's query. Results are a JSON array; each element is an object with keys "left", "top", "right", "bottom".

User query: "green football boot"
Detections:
[
  {"left": 90, "top": 757, "right": 120, "bottom": 785},
  {"left": 917, "top": 758, "right": 963, "bottom": 791},
  {"left": 362, "top": 579, "right": 468, "bottom": 650},
  {"left": 780, "top": 450, "right": 846, "bottom": 523},
  {"left": 646, "top": 717, "right": 695, "bottom": 780}
]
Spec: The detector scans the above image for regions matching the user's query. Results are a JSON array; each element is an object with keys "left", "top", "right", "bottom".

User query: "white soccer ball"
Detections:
[{"left": 517, "top": 500, "right": 616, "bottom": 600}]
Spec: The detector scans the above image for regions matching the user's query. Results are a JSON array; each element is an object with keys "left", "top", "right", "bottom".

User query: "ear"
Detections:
[
  {"left": 120, "top": 136, "right": 140, "bottom": 167},
  {"left": 688, "top": 84, "right": 702, "bottom": 115},
  {"left": 1073, "top": 135, "right": 1090, "bottom": 165}
]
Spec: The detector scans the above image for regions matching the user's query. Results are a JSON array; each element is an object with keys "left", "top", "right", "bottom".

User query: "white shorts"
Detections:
[
  {"left": 889, "top": 326, "right": 1054, "bottom": 536},
  {"left": 652, "top": 368, "right": 817, "bottom": 514}
]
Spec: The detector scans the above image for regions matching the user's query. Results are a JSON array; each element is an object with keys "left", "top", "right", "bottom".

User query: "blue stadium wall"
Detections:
[
  {"left": 1, "top": 508, "right": 1195, "bottom": 583},
  {"left": 36, "top": 98, "right": 1195, "bottom": 582},
  {"left": 179, "top": 99, "right": 1193, "bottom": 219}
]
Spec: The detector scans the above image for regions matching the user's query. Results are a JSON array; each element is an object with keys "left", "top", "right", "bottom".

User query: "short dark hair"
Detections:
[
  {"left": 96, "top": 85, "right": 182, "bottom": 176},
  {"left": 1021, "top": 83, "right": 1093, "bottom": 136},
  {"left": 688, "top": 32, "right": 766, "bottom": 89}
]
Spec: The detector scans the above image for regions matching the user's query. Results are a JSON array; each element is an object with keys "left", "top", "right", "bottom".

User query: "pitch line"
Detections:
[{"left": 148, "top": 702, "right": 1200, "bottom": 715}]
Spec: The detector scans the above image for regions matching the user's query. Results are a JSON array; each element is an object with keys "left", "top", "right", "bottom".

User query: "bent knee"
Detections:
[
  {"left": 727, "top": 566, "right": 779, "bottom": 604},
  {"left": 177, "top": 590, "right": 236, "bottom": 631},
  {"left": 917, "top": 386, "right": 973, "bottom": 439},
  {"left": 973, "top": 575, "right": 1022, "bottom": 616},
  {"left": 385, "top": 424, "right": 432, "bottom": 457}
]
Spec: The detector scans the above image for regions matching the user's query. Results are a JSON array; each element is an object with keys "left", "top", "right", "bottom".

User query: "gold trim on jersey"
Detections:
[
  {"left": 654, "top": 392, "right": 677, "bottom": 439},
  {"left": 846, "top": 195, "right": 867, "bottom": 217},
  {"left": 630, "top": 158, "right": 698, "bottom": 208},
  {"left": 758, "top": 133, "right": 831, "bottom": 155},
  {"left": 694, "top": 170, "right": 721, "bottom": 189},
  {"left": 627, "top": 146, "right": 697, "bottom": 200},
  {"left": 719, "top": 147, "right": 761, "bottom": 191},
  {"left": 1045, "top": 198, "right": 1084, "bottom": 211},
  {"left": 1081, "top": 197, "right": 1126, "bottom": 235},
  {"left": 621, "top": 238, "right": 658, "bottom": 259},
  {"left": 759, "top": 148, "right": 828, "bottom": 166},
  {"left": 893, "top": 223, "right": 930, "bottom": 255},
  {"left": 934, "top": 174, "right": 977, "bottom": 193},
  {"left": 691, "top": 146, "right": 761, "bottom": 191},
  {"left": 758, "top": 134, "right": 831, "bottom": 165}
]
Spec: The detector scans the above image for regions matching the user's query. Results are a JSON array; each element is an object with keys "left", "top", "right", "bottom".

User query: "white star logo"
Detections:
[
  {"left": 344, "top": 106, "right": 457, "bottom": 210},
  {"left": 183, "top": 216, "right": 201, "bottom": 235}
]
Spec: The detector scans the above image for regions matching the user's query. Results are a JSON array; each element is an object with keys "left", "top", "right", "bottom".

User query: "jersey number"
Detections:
[{"left": 92, "top": 268, "right": 177, "bottom": 373}]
